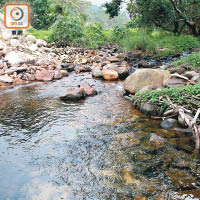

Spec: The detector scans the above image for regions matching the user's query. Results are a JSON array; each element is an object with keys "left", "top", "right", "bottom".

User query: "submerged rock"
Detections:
[
  {"left": 165, "top": 168, "right": 198, "bottom": 190},
  {"left": 61, "top": 63, "right": 75, "bottom": 72},
  {"left": 140, "top": 103, "right": 155, "bottom": 114},
  {"left": 54, "top": 70, "right": 63, "bottom": 80},
  {"left": 142, "top": 133, "right": 166, "bottom": 152},
  {"left": 60, "top": 87, "right": 86, "bottom": 101},
  {"left": 160, "top": 118, "right": 177, "bottom": 129}
]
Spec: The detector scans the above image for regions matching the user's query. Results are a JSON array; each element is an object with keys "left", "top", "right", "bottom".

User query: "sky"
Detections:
[{"left": 89, "top": 0, "right": 110, "bottom": 6}]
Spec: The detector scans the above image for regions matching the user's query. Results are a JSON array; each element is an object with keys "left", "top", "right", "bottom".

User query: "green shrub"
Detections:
[
  {"left": 48, "top": 16, "right": 84, "bottom": 46},
  {"left": 169, "top": 52, "right": 200, "bottom": 69},
  {"left": 115, "top": 28, "right": 199, "bottom": 56},
  {"left": 132, "top": 83, "right": 200, "bottom": 116},
  {"left": 119, "top": 29, "right": 158, "bottom": 54},
  {"left": 158, "top": 35, "right": 199, "bottom": 56},
  {"left": 83, "top": 22, "right": 106, "bottom": 48}
]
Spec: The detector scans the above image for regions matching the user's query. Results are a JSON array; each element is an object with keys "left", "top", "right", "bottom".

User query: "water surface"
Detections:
[{"left": 0, "top": 73, "right": 199, "bottom": 200}]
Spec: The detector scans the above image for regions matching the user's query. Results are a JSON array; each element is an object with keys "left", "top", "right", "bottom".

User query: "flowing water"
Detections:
[{"left": 0, "top": 72, "right": 199, "bottom": 200}]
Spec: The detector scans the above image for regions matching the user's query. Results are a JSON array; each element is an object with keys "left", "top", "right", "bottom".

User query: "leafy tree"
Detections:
[
  {"left": 48, "top": 15, "right": 84, "bottom": 46},
  {"left": 30, "top": 0, "right": 55, "bottom": 30},
  {"left": 104, "top": 0, "right": 200, "bottom": 36},
  {"left": 52, "top": 0, "right": 91, "bottom": 21},
  {"left": 83, "top": 22, "right": 105, "bottom": 48}
]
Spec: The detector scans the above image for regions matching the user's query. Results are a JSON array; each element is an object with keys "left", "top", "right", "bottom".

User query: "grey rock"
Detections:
[
  {"left": 184, "top": 71, "right": 198, "bottom": 79},
  {"left": 161, "top": 118, "right": 177, "bottom": 129},
  {"left": 140, "top": 103, "right": 155, "bottom": 114},
  {"left": 92, "top": 67, "right": 102, "bottom": 78},
  {"left": 191, "top": 75, "right": 200, "bottom": 82},
  {"left": 150, "top": 133, "right": 166, "bottom": 143}
]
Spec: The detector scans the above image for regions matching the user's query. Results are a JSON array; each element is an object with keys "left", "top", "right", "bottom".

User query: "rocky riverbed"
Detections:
[
  {"left": 1, "top": 32, "right": 200, "bottom": 199},
  {"left": 0, "top": 72, "right": 200, "bottom": 199}
]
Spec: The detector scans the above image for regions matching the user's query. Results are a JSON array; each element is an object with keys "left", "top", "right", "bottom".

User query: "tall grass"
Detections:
[{"left": 113, "top": 28, "right": 200, "bottom": 56}]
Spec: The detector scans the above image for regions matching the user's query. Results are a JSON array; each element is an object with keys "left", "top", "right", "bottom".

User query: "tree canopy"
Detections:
[{"left": 104, "top": 0, "right": 200, "bottom": 36}]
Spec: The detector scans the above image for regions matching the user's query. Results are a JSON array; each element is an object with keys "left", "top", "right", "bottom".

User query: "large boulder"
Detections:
[
  {"left": 124, "top": 69, "right": 171, "bottom": 94},
  {"left": 35, "top": 69, "right": 54, "bottom": 81},
  {"left": 102, "top": 69, "right": 119, "bottom": 81},
  {"left": 60, "top": 87, "right": 86, "bottom": 101}
]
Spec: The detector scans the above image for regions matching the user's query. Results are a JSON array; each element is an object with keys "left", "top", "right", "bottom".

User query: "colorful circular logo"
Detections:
[{"left": 10, "top": 7, "right": 24, "bottom": 21}]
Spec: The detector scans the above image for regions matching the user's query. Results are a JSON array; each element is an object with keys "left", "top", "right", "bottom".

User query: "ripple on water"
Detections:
[{"left": 0, "top": 73, "right": 199, "bottom": 199}]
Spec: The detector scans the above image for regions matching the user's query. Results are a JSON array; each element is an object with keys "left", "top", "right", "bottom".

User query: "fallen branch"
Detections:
[
  {"left": 165, "top": 96, "right": 200, "bottom": 149},
  {"left": 171, "top": 73, "right": 189, "bottom": 81}
]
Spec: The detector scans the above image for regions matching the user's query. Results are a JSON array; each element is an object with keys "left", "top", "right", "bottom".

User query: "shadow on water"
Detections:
[{"left": 0, "top": 72, "right": 200, "bottom": 199}]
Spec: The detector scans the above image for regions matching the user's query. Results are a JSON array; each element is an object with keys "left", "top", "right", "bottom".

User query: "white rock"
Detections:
[
  {"left": 0, "top": 75, "right": 13, "bottom": 83},
  {"left": 5, "top": 52, "right": 22, "bottom": 65},
  {"left": 36, "top": 39, "right": 47, "bottom": 47},
  {"left": 10, "top": 39, "right": 20, "bottom": 47},
  {"left": 25, "top": 35, "right": 36, "bottom": 43},
  {"left": 29, "top": 44, "right": 38, "bottom": 52},
  {"left": 1, "top": 31, "right": 12, "bottom": 40},
  {"left": 0, "top": 41, "right": 6, "bottom": 51}
]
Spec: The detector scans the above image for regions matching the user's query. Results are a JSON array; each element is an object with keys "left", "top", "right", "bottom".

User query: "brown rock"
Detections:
[
  {"left": 60, "top": 87, "right": 86, "bottom": 101},
  {"left": 60, "top": 70, "right": 69, "bottom": 77},
  {"left": 80, "top": 83, "right": 97, "bottom": 96},
  {"left": 176, "top": 67, "right": 186, "bottom": 75},
  {"left": 107, "top": 56, "right": 120, "bottom": 63},
  {"left": 138, "top": 60, "right": 149, "bottom": 68},
  {"left": 54, "top": 71, "right": 63, "bottom": 80},
  {"left": 134, "top": 195, "right": 148, "bottom": 200},
  {"left": 184, "top": 71, "right": 198, "bottom": 79},
  {"left": 166, "top": 78, "right": 186, "bottom": 88},
  {"left": 35, "top": 69, "right": 54, "bottom": 81},
  {"left": 102, "top": 69, "right": 119, "bottom": 80}
]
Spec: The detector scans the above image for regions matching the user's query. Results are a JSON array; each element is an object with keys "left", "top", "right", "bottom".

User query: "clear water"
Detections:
[{"left": 0, "top": 73, "right": 199, "bottom": 200}]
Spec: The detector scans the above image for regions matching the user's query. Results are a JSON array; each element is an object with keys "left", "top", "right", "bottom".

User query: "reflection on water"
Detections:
[{"left": 0, "top": 73, "right": 199, "bottom": 199}]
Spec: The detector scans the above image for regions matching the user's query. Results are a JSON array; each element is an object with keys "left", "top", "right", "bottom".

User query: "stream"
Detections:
[{"left": 0, "top": 72, "right": 200, "bottom": 200}]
